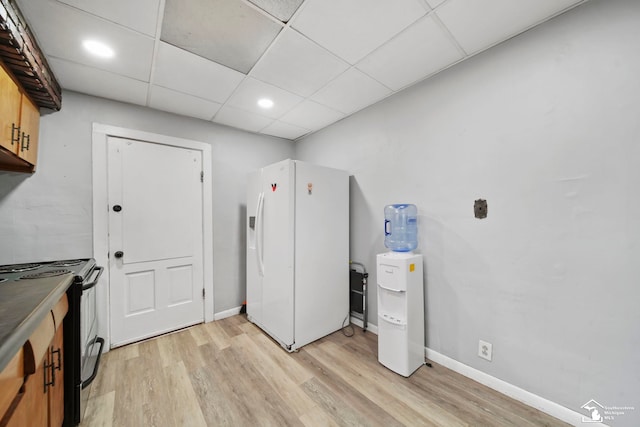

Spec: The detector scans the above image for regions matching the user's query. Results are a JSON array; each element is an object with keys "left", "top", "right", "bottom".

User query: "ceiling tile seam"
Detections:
[
  {"left": 415, "top": 0, "right": 432, "bottom": 12},
  {"left": 238, "top": 84, "right": 308, "bottom": 121},
  {"left": 238, "top": 0, "right": 289, "bottom": 27},
  {"left": 430, "top": 11, "right": 468, "bottom": 58},
  {"left": 283, "top": 27, "right": 351, "bottom": 71},
  {"left": 245, "top": 27, "right": 289, "bottom": 77},
  {"left": 258, "top": 120, "right": 312, "bottom": 141},
  {"left": 44, "top": 0, "right": 157, "bottom": 39},
  {"left": 156, "top": 39, "right": 256, "bottom": 77},
  {"left": 209, "top": 74, "right": 254, "bottom": 123},
  {"left": 209, "top": 0, "right": 301, "bottom": 120},
  {"left": 295, "top": 6, "right": 430, "bottom": 67},
  {"left": 213, "top": 4, "right": 308, "bottom": 124},
  {"left": 441, "top": 0, "right": 588, "bottom": 60},
  {"left": 351, "top": 8, "right": 429, "bottom": 65},
  {"left": 282, "top": 62, "right": 391, "bottom": 116},
  {"left": 264, "top": 118, "right": 311, "bottom": 134},
  {"left": 149, "top": 82, "right": 223, "bottom": 109},
  {"left": 429, "top": 0, "right": 453, "bottom": 12},
  {"left": 45, "top": 54, "right": 153, "bottom": 84},
  {"left": 244, "top": 0, "right": 315, "bottom": 78},
  {"left": 213, "top": 118, "right": 274, "bottom": 136},
  {"left": 291, "top": 112, "right": 350, "bottom": 141},
  {"left": 350, "top": 11, "right": 457, "bottom": 87},
  {"left": 146, "top": 0, "right": 168, "bottom": 107},
  {"left": 374, "top": 55, "right": 467, "bottom": 96}
]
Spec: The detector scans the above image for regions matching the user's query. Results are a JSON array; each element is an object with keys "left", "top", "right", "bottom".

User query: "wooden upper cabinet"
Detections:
[
  {"left": 0, "top": 64, "right": 40, "bottom": 173},
  {"left": 0, "top": 67, "right": 22, "bottom": 155},
  {"left": 18, "top": 95, "right": 40, "bottom": 166}
]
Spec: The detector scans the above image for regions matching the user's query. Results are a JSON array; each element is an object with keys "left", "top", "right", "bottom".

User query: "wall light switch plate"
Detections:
[{"left": 478, "top": 340, "right": 493, "bottom": 361}]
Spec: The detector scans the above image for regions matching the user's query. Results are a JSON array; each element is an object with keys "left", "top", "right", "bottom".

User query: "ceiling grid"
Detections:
[{"left": 14, "top": 0, "right": 589, "bottom": 140}]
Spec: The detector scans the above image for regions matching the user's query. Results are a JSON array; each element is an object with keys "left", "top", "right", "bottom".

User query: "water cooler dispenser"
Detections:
[{"left": 377, "top": 204, "right": 424, "bottom": 377}]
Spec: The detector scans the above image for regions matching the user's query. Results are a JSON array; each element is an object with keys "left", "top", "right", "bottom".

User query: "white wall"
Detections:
[
  {"left": 296, "top": 0, "right": 640, "bottom": 423},
  {"left": 0, "top": 91, "right": 295, "bottom": 313}
]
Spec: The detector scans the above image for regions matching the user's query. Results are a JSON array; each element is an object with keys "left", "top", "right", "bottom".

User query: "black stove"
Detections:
[
  {"left": 20, "top": 269, "right": 73, "bottom": 280},
  {"left": 0, "top": 263, "right": 43, "bottom": 274},
  {"left": 0, "top": 259, "right": 96, "bottom": 282}
]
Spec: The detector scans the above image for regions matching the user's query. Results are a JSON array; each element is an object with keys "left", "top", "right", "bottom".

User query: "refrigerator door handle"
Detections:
[{"left": 256, "top": 191, "right": 265, "bottom": 277}]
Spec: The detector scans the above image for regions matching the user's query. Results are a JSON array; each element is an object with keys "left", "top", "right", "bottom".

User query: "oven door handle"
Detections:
[
  {"left": 82, "top": 266, "right": 104, "bottom": 291},
  {"left": 81, "top": 337, "right": 105, "bottom": 388}
]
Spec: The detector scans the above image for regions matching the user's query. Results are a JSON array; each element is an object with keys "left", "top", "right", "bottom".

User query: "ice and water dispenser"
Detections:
[{"left": 377, "top": 204, "right": 424, "bottom": 377}]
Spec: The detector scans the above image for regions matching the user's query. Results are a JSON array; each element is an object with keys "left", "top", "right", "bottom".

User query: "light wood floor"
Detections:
[{"left": 82, "top": 315, "right": 568, "bottom": 426}]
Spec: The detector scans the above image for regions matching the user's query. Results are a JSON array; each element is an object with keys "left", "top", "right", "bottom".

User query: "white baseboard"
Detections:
[
  {"left": 214, "top": 306, "right": 242, "bottom": 320},
  {"left": 424, "top": 348, "right": 603, "bottom": 426},
  {"left": 350, "top": 316, "right": 378, "bottom": 334}
]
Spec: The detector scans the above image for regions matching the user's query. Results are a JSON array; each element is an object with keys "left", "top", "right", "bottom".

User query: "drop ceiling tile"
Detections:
[
  {"left": 153, "top": 42, "right": 245, "bottom": 104},
  {"left": 248, "top": 0, "right": 304, "bottom": 22},
  {"left": 48, "top": 58, "right": 148, "bottom": 105},
  {"left": 149, "top": 86, "right": 221, "bottom": 120},
  {"left": 291, "top": 0, "right": 426, "bottom": 64},
  {"left": 161, "top": 0, "right": 283, "bottom": 74},
  {"left": 436, "top": 0, "right": 584, "bottom": 54},
  {"left": 356, "top": 15, "right": 463, "bottom": 91},
  {"left": 310, "top": 68, "right": 392, "bottom": 115},
  {"left": 55, "top": 0, "right": 161, "bottom": 36},
  {"left": 250, "top": 28, "right": 349, "bottom": 97},
  {"left": 280, "top": 99, "right": 345, "bottom": 131},
  {"left": 261, "top": 121, "right": 310, "bottom": 140},
  {"left": 213, "top": 105, "right": 274, "bottom": 133},
  {"left": 225, "top": 77, "right": 304, "bottom": 119},
  {"left": 17, "top": 0, "right": 154, "bottom": 81}
]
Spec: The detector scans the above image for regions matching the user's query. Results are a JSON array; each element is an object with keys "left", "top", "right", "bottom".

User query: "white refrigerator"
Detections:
[{"left": 246, "top": 159, "right": 349, "bottom": 351}]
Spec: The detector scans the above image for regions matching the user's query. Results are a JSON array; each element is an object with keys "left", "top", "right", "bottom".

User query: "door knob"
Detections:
[
  {"left": 113, "top": 205, "right": 122, "bottom": 212},
  {"left": 114, "top": 251, "right": 124, "bottom": 259}
]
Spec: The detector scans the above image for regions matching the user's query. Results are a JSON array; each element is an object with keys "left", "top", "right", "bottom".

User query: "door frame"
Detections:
[{"left": 92, "top": 123, "right": 214, "bottom": 351}]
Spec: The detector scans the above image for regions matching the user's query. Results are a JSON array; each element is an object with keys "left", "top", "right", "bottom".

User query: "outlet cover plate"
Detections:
[{"left": 478, "top": 340, "right": 493, "bottom": 361}]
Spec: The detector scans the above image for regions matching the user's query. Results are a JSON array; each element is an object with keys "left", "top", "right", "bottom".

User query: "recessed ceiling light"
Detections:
[
  {"left": 257, "top": 98, "right": 274, "bottom": 109},
  {"left": 82, "top": 40, "right": 115, "bottom": 58}
]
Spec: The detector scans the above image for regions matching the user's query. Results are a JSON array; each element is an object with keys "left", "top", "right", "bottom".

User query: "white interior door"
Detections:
[{"left": 108, "top": 136, "right": 204, "bottom": 347}]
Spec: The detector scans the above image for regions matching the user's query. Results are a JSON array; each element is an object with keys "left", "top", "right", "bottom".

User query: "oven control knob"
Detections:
[
  {"left": 113, "top": 205, "right": 122, "bottom": 212},
  {"left": 114, "top": 251, "right": 124, "bottom": 259}
]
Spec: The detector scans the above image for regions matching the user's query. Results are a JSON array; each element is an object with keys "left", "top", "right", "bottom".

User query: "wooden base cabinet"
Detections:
[
  {"left": 49, "top": 304, "right": 66, "bottom": 427},
  {"left": 0, "top": 294, "right": 67, "bottom": 427}
]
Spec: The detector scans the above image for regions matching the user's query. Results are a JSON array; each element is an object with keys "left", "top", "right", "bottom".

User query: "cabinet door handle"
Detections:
[
  {"left": 44, "top": 356, "right": 55, "bottom": 392},
  {"left": 52, "top": 347, "right": 62, "bottom": 371},
  {"left": 11, "top": 123, "right": 20, "bottom": 145},
  {"left": 21, "top": 132, "right": 30, "bottom": 151}
]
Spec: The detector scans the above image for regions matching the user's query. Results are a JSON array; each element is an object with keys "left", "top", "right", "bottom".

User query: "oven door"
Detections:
[{"left": 79, "top": 266, "right": 104, "bottom": 421}]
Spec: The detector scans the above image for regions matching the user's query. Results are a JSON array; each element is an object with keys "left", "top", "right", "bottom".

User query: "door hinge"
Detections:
[
  {"left": 202, "top": 288, "right": 205, "bottom": 299},
  {"left": 200, "top": 171, "right": 204, "bottom": 182}
]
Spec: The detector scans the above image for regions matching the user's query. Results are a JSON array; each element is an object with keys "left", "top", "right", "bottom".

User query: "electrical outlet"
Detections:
[{"left": 478, "top": 340, "right": 493, "bottom": 361}]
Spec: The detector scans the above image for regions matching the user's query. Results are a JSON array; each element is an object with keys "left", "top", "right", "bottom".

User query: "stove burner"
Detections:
[
  {"left": 50, "top": 259, "right": 84, "bottom": 267},
  {"left": 20, "top": 269, "right": 72, "bottom": 280},
  {"left": 0, "top": 278, "right": 6, "bottom": 283},
  {"left": 0, "top": 263, "right": 42, "bottom": 273}
]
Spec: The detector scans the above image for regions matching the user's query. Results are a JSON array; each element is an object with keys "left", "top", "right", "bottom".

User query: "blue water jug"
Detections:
[{"left": 384, "top": 204, "right": 418, "bottom": 252}]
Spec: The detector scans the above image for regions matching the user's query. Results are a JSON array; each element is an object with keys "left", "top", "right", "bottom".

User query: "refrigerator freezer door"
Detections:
[
  {"left": 260, "top": 160, "right": 295, "bottom": 346},
  {"left": 294, "top": 161, "right": 349, "bottom": 349}
]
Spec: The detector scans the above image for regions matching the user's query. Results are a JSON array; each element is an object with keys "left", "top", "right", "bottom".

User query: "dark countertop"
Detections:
[{"left": 0, "top": 274, "right": 73, "bottom": 372}]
